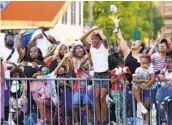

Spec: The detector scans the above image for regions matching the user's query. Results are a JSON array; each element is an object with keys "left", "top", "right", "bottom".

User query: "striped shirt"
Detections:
[{"left": 151, "top": 53, "right": 166, "bottom": 74}]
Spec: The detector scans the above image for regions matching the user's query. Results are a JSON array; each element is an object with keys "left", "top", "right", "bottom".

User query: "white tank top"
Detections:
[{"left": 90, "top": 44, "right": 109, "bottom": 73}]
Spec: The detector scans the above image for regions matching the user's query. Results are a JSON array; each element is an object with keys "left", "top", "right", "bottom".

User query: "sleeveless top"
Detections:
[{"left": 90, "top": 44, "right": 109, "bottom": 73}]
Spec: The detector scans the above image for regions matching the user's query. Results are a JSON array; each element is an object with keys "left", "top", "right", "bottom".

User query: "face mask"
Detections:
[{"left": 41, "top": 69, "right": 50, "bottom": 76}]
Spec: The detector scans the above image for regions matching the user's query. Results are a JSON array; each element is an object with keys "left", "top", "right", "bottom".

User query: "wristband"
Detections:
[{"left": 113, "top": 27, "right": 120, "bottom": 33}]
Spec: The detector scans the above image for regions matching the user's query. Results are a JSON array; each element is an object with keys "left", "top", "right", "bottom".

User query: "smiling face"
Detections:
[
  {"left": 57, "top": 66, "right": 67, "bottom": 76},
  {"left": 73, "top": 45, "right": 85, "bottom": 58},
  {"left": 158, "top": 43, "right": 167, "bottom": 53},
  {"left": 59, "top": 45, "right": 68, "bottom": 56},
  {"left": 131, "top": 40, "right": 142, "bottom": 51},
  {"left": 91, "top": 34, "right": 101, "bottom": 46}
]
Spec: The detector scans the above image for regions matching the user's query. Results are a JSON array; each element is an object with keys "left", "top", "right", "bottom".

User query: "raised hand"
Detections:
[
  {"left": 113, "top": 17, "right": 121, "bottom": 27},
  {"left": 35, "top": 33, "right": 43, "bottom": 39},
  {"left": 150, "top": 39, "right": 157, "bottom": 49},
  {"left": 6, "top": 60, "right": 15, "bottom": 65},
  {"left": 32, "top": 62, "right": 39, "bottom": 68},
  {"left": 20, "top": 61, "right": 28, "bottom": 67},
  {"left": 91, "top": 24, "right": 100, "bottom": 31},
  {"left": 19, "top": 30, "right": 26, "bottom": 36}
]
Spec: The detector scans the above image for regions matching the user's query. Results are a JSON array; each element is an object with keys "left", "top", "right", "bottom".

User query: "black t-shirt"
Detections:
[
  {"left": 22, "top": 54, "right": 45, "bottom": 78},
  {"left": 125, "top": 52, "right": 140, "bottom": 82},
  {"left": 108, "top": 52, "right": 121, "bottom": 70},
  {"left": 49, "top": 59, "right": 58, "bottom": 72}
]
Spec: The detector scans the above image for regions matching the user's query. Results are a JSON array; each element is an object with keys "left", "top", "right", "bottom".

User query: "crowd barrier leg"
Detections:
[
  {"left": 93, "top": 80, "right": 96, "bottom": 125},
  {"left": 122, "top": 80, "right": 127, "bottom": 125},
  {"left": 132, "top": 86, "right": 136, "bottom": 125},
  {"left": 108, "top": 81, "right": 110, "bottom": 125}
]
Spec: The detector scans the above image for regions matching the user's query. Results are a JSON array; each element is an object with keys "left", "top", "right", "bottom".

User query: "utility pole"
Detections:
[
  {"left": 88, "top": 1, "right": 93, "bottom": 28},
  {"left": 150, "top": 1, "right": 153, "bottom": 40}
]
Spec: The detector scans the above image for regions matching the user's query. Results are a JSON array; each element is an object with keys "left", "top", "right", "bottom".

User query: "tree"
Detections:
[{"left": 84, "top": 1, "right": 164, "bottom": 42}]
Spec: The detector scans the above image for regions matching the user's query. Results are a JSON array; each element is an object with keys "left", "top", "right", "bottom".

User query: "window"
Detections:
[
  {"left": 62, "top": 11, "right": 68, "bottom": 24},
  {"left": 71, "top": 2, "right": 74, "bottom": 25},
  {"left": 164, "top": 15, "right": 172, "bottom": 19},
  {"left": 165, "top": 24, "right": 172, "bottom": 29},
  {"left": 164, "top": 6, "right": 172, "bottom": 12},
  {"left": 164, "top": 2, "right": 172, "bottom": 5},
  {"left": 74, "top": 1, "right": 76, "bottom": 25},
  {"left": 79, "top": 1, "right": 81, "bottom": 25},
  {"left": 164, "top": 33, "right": 172, "bottom": 38},
  {"left": 71, "top": 1, "right": 76, "bottom": 25}
]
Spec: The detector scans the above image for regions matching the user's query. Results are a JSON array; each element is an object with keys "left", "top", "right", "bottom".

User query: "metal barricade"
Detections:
[
  {"left": 1, "top": 78, "right": 171, "bottom": 125},
  {"left": 2, "top": 78, "right": 125, "bottom": 125},
  {"left": 131, "top": 80, "right": 172, "bottom": 125}
]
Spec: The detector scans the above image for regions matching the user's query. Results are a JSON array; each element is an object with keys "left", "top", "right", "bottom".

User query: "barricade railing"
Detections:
[
  {"left": 0, "top": 78, "right": 171, "bottom": 125},
  {"left": 131, "top": 80, "right": 172, "bottom": 125}
]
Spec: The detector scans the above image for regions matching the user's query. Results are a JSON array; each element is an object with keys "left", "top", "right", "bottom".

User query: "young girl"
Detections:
[
  {"left": 53, "top": 65, "right": 72, "bottom": 125},
  {"left": 71, "top": 44, "right": 92, "bottom": 125},
  {"left": 110, "top": 57, "right": 130, "bottom": 124},
  {"left": 32, "top": 53, "right": 69, "bottom": 125},
  {"left": 8, "top": 64, "right": 27, "bottom": 125},
  {"left": 80, "top": 26, "right": 110, "bottom": 125},
  {"left": 156, "top": 51, "right": 172, "bottom": 102},
  {"left": 132, "top": 55, "right": 155, "bottom": 124}
]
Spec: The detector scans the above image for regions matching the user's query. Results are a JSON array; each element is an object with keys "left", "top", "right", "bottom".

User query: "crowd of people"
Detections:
[{"left": 0, "top": 17, "right": 172, "bottom": 125}]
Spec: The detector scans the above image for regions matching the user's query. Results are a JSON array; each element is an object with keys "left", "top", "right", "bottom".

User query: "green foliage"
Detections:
[{"left": 84, "top": 1, "right": 164, "bottom": 42}]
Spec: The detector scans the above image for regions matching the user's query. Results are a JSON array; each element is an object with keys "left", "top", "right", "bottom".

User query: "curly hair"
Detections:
[
  {"left": 72, "top": 44, "right": 87, "bottom": 58},
  {"left": 10, "top": 68, "right": 25, "bottom": 78}
]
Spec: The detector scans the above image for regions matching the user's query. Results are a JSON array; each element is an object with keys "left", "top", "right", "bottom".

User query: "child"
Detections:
[
  {"left": 9, "top": 65, "right": 27, "bottom": 125},
  {"left": 156, "top": 51, "right": 172, "bottom": 102},
  {"left": 32, "top": 53, "right": 69, "bottom": 125},
  {"left": 80, "top": 26, "right": 110, "bottom": 125},
  {"left": 53, "top": 65, "right": 72, "bottom": 125},
  {"left": 132, "top": 55, "right": 155, "bottom": 124},
  {"left": 73, "top": 59, "right": 92, "bottom": 125},
  {"left": 110, "top": 57, "right": 130, "bottom": 124},
  {"left": 156, "top": 51, "right": 172, "bottom": 124}
]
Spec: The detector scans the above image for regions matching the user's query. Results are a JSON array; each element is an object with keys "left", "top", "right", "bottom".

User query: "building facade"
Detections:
[
  {"left": 48, "top": 1, "right": 83, "bottom": 44},
  {"left": 159, "top": 1, "right": 172, "bottom": 39}
]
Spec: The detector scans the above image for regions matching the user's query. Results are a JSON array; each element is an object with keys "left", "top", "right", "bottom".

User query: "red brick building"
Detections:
[{"left": 159, "top": 1, "right": 172, "bottom": 39}]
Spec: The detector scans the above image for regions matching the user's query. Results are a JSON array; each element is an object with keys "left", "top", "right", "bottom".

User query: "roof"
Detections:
[{"left": 1, "top": 1, "right": 70, "bottom": 29}]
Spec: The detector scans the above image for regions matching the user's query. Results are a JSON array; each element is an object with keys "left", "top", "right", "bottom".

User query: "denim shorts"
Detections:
[
  {"left": 143, "top": 88, "right": 157, "bottom": 103},
  {"left": 94, "top": 71, "right": 110, "bottom": 89},
  {"left": 72, "top": 91, "right": 90, "bottom": 105}
]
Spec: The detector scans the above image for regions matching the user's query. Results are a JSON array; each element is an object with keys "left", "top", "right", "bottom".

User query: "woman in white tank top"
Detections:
[{"left": 80, "top": 26, "right": 110, "bottom": 125}]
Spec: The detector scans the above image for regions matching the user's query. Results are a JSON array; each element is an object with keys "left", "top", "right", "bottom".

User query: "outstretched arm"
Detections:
[
  {"left": 27, "top": 33, "right": 43, "bottom": 50},
  {"left": 80, "top": 25, "right": 100, "bottom": 49},
  {"left": 113, "top": 17, "right": 130, "bottom": 59},
  {"left": 17, "top": 30, "right": 26, "bottom": 59},
  {"left": 98, "top": 30, "right": 108, "bottom": 48},
  {"left": 53, "top": 53, "right": 70, "bottom": 75}
]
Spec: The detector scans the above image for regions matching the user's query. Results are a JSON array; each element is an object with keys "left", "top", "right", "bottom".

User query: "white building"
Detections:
[{"left": 48, "top": 1, "right": 84, "bottom": 45}]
